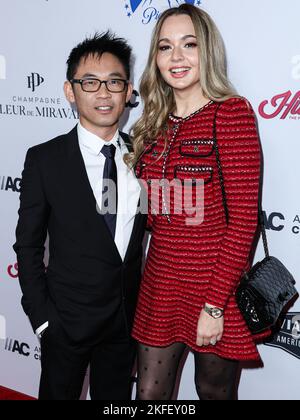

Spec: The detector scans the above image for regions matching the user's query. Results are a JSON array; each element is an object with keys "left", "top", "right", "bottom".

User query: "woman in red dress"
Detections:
[{"left": 129, "top": 4, "right": 267, "bottom": 400}]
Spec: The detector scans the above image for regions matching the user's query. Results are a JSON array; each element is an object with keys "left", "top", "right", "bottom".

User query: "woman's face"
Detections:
[{"left": 156, "top": 14, "right": 200, "bottom": 95}]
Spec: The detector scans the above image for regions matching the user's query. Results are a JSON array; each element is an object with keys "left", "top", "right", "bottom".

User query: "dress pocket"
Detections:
[
  {"left": 179, "top": 139, "right": 214, "bottom": 158},
  {"left": 174, "top": 165, "right": 215, "bottom": 207}
]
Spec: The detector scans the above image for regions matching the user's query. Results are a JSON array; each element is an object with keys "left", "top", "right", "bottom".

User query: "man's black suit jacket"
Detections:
[{"left": 13, "top": 126, "right": 146, "bottom": 345}]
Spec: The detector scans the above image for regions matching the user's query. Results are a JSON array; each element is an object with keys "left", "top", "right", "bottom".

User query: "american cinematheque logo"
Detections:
[
  {"left": 0, "top": 175, "right": 21, "bottom": 193},
  {"left": 123, "top": 0, "right": 201, "bottom": 24},
  {"left": 3, "top": 337, "right": 41, "bottom": 361},
  {"left": 265, "top": 313, "right": 300, "bottom": 359},
  {"left": 264, "top": 211, "right": 300, "bottom": 236}
]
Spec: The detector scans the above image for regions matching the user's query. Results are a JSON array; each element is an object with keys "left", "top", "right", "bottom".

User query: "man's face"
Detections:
[{"left": 64, "top": 53, "right": 133, "bottom": 140}]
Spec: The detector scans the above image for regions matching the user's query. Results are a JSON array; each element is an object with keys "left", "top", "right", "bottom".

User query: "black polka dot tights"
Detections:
[{"left": 136, "top": 342, "right": 239, "bottom": 400}]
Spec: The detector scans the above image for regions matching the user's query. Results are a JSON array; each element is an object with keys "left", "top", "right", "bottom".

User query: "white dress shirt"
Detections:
[{"left": 36, "top": 123, "right": 141, "bottom": 338}]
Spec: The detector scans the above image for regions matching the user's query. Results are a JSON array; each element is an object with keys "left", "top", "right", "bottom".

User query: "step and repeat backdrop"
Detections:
[{"left": 0, "top": 0, "right": 299, "bottom": 400}]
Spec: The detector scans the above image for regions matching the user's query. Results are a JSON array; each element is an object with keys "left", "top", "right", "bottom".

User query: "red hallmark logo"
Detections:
[
  {"left": 7, "top": 263, "right": 18, "bottom": 278},
  {"left": 259, "top": 90, "right": 300, "bottom": 119}
]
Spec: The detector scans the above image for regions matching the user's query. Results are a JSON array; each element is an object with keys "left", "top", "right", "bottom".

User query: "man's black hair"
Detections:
[{"left": 66, "top": 31, "right": 132, "bottom": 81}]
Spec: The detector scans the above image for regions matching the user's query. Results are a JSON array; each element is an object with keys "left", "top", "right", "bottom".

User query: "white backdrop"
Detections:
[{"left": 0, "top": 0, "right": 299, "bottom": 400}]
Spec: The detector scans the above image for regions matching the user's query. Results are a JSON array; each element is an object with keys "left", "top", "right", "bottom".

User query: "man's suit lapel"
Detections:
[
  {"left": 63, "top": 126, "right": 122, "bottom": 263},
  {"left": 119, "top": 131, "right": 133, "bottom": 153}
]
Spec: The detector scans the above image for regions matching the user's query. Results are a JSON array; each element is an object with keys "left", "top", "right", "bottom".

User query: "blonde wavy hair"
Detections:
[{"left": 126, "top": 4, "right": 238, "bottom": 168}]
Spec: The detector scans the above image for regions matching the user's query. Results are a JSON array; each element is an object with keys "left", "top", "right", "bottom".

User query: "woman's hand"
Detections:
[{"left": 196, "top": 304, "right": 224, "bottom": 347}]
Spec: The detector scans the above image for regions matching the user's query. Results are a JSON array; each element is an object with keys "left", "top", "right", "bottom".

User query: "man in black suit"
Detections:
[{"left": 13, "top": 32, "right": 146, "bottom": 400}]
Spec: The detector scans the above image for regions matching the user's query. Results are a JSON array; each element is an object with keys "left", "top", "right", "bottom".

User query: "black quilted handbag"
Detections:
[
  {"left": 212, "top": 105, "right": 298, "bottom": 334},
  {"left": 235, "top": 217, "right": 298, "bottom": 333}
]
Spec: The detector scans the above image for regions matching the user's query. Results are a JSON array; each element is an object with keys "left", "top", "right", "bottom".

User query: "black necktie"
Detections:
[{"left": 101, "top": 144, "right": 118, "bottom": 238}]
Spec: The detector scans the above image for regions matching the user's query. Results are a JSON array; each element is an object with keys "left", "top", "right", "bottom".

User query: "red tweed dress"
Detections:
[{"left": 132, "top": 98, "right": 269, "bottom": 361}]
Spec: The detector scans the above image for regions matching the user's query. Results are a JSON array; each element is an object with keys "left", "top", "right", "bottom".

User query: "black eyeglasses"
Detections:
[{"left": 71, "top": 78, "right": 128, "bottom": 93}]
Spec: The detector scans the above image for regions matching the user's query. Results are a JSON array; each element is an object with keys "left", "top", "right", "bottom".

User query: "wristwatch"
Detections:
[{"left": 204, "top": 305, "right": 224, "bottom": 319}]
